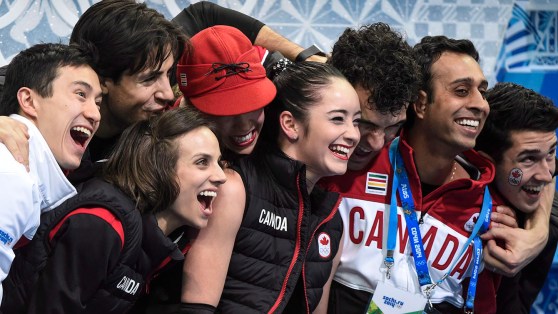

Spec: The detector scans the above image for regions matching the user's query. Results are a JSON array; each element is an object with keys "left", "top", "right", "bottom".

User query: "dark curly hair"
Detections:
[{"left": 328, "top": 23, "right": 421, "bottom": 116}]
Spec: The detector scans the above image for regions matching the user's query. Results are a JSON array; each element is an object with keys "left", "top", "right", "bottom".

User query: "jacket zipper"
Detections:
[
  {"left": 268, "top": 173, "right": 305, "bottom": 314},
  {"left": 301, "top": 195, "right": 342, "bottom": 313}
]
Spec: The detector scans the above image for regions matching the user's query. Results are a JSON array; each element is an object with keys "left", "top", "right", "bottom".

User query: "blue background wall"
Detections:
[{"left": 0, "top": 0, "right": 556, "bottom": 312}]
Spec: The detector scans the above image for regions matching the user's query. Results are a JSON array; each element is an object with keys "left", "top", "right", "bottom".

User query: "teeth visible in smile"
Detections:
[
  {"left": 72, "top": 126, "right": 92, "bottom": 137},
  {"left": 330, "top": 145, "right": 349, "bottom": 156},
  {"left": 198, "top": 191, "right": 217, "bottom": 197},
  {"left": 356, "top": 145, "right": 371, "bottom": 153},
  {"left": 523, "top": 185, "right": 543, "bottom": 193},
  {"left": 456, "top": 119, "right": 479, "bottom": 127},
  {"left": 233, "top": 131, "right": 254, "bottom": 144}
]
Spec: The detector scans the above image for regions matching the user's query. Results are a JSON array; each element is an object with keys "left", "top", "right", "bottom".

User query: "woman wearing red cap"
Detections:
[
  {"left": 178, "top": 59, "right": 361, "bottom": 313},
  {"left": 175, "top": 25, "right": 277, "bottom": 160}
]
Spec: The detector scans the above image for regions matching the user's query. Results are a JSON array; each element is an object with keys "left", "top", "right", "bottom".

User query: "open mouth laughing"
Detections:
[
  {"left": 522, "top": 184, "right": 544, "bottom": 196},
  {"left": 197, "top": 190, "right": 218, "bottom": 217},
  {"left": 70, "top": 126, "right": 93, "bottom": 147},
  {"left": 329, "top": 144, "right": 351, "bottom": 160}
]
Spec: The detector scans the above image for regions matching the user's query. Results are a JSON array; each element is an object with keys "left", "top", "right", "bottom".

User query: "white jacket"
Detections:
[{"left": 0, "top": 114, "right": 76, "bottom": 304}]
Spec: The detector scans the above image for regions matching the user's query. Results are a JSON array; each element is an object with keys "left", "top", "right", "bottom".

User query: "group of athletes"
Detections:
[{"left": 0, "top": 1, "right": 556, "bottom": 313}]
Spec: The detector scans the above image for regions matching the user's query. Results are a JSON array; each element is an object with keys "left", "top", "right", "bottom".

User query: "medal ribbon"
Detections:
[{"left": 386, "top": 138, "right": 491, "bottom": 312}]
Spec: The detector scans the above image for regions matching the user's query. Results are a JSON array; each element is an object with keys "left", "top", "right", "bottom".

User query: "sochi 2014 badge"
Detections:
[{"left": 508, "top": 168, "right": 523, "bottom": 186}]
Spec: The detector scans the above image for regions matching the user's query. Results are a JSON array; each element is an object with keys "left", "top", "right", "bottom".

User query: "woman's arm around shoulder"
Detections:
[{"left": 181, "top": 168, "right": 246, "bottom": 306}]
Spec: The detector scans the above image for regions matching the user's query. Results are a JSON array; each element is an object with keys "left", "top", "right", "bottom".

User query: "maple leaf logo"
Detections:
[
  {"left": 318, "top": 232, "right": 331, "bottom": 258},
  {"left": 512, "top": 169, "right": 521, "bottom": 178}
]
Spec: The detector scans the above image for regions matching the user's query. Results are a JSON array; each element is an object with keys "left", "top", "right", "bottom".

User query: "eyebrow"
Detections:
[
  {"left": 74, "top": 81, "right": 103, "bottom": 100},
  {"left": 357, "top": 118, "right": 376, "bottom": 126},
  {"left": 517, "top": 141, "right": 557, "bottom": 157},
  {"left": 450, "top": 77, "right": 488, "bottom": 88},
  {"left": 191, "top": 152, "right": 214, "bottom": 160},
  {"left": 73, "top": 80, "right": 93, "bottom": 91},
  {"left": 138, "top": 69, "right": 163, "bottom": 80},
  {"left": 328, "top": 109, "right": 362, "bottom": 116},
  {"left": 357, "top": 118, "right": 404, "bottom": 128}
]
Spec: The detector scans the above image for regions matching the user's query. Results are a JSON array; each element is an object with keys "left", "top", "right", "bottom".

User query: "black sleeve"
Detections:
[
  {"left": 0, "top": 65, "right": 7, "bottom": 104},
  {"left": 26, "top": 213, "right": 122, "bottom": 314},
  {"left": 171, "top": 1, "right": 265, "bottom": 42},
  {"left": 496, "top": 195, "right": 558, "bottom": 313}
]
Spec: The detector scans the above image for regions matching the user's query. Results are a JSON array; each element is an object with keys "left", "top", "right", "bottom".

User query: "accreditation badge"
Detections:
[{"left": 367, "top": 282, "right": 427, "bottom": 314}]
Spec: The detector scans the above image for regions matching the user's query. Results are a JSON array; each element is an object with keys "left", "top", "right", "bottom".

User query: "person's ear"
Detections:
[
  {"left": 17, "top": 87, "right": 38, "bottom": 119},
  {"left": 413, "top": 90, "right": 428, "bottom": 120},
  {"left": 100, "top": 77, "right": 111, "bottom": 95},
  {"left": 279, "top": 110, "right": 299, "bottom": 141}
]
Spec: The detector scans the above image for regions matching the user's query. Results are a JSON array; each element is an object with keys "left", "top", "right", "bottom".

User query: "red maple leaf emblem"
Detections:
[
  {"left": 320, "top": 236, "right": 329, "bottom": 246},
  {"left": 512, "top": 170, "right": 521, "bottom": 178}
]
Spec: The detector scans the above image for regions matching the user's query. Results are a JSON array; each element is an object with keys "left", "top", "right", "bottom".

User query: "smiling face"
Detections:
[
  {"left": 213, "top": 108, "right": 265, "bottom": 155},
  {"left": 494, "top": 130, "right": 556, "bottom": 214},
  {"left": 289, "top": 77, "right": 361, "bottom": 182},
  {"left": 100, "top": 52, "right": 175, "bottom": 137},
  {"left": 348, "top": 85, "right": 407, "bottom": 171},
  {"left": 417, "top": 51, "right": 489, "bottom": 154},
  {"left": 168, "top": 126, "right": 226, "bottom": 229},
  {"left": 32, "top": 65, "right": 102, "bottom": 170}
]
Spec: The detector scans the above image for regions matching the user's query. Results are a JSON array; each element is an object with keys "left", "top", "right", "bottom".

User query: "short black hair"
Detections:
[
  {"left": 70, "top": 0, "right": 188, "bottom": 83},
  {"left": 408, "top": 36, "right": 480, "bottom": 125},
  {"left": 476, "top": 82, "right": 558, "bottom": 162},
  {"left": 0, "top": 43, "right": 96, "bottom": 116},
  {"left": 329, "top": 23, "right": 421, "bottom": 116}
]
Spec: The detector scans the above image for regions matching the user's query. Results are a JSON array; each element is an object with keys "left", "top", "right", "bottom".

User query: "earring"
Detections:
[{"left": 291, "top": 135, "right": 298, "bottom": 141}]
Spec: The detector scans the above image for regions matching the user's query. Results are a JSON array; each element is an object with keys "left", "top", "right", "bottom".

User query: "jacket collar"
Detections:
[
  {"left": 10, "top": 114, "right": 77, "bottom": 211},
  {"left": 256, "top": 142, "right": 307, "bottom": 191},
  {"left": 141, "top": 213, "right": 185, "bottom": 271}
]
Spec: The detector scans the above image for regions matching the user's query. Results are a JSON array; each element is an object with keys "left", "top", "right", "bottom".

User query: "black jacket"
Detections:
[
  {"left": 2, "top": 178, "right": 186, "bottom": 314},
  {"left": 219, "top": 144, "right": 343, "bottom": 313},
  {"left": 495, "top": 193, "right": 558, "bottom": 313}
]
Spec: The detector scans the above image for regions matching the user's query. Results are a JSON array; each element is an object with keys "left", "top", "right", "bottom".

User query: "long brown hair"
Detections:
[{"left": 104, "top": 107, "right": 216, "bottom": 213}]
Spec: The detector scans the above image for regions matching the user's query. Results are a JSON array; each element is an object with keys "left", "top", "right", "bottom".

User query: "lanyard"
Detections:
[
  {"left": 386, "top": 138, "right": 492, "bottom": 312},
  {"left": 386, "top": 138, "right": 431, "bottom": 287}
]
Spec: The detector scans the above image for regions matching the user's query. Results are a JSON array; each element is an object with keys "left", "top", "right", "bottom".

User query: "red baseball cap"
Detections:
[{"left": 176, "top": 25, "right": 276, "bottom": 116}]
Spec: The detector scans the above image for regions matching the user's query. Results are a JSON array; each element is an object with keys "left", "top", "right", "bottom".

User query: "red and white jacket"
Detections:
[{"left": 321, "top": 132, "right": 497, "bottom": 311}]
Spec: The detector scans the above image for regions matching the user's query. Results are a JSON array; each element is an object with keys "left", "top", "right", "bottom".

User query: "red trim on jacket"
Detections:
[
  {"left": 268, "top": 173, "right": 305, "bottom": 314},
  {"left": 49, "top": 207, "right": 124, "bottom": 250},
  {"left": 301, "top": 194, "right": 343, "bottom": 313}
]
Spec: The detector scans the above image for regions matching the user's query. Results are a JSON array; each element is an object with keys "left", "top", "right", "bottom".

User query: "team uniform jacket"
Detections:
[
  {"left": 218, "top": 144, "right": 343, "bottom": 313},
  {"left": 320, "top": 133, "right": 496, "bottom": 313},
  {"left": 0, "top": 114, "right": 76, "bottom": 305},
  {"left": 2, "top": 178, "right": 187, "bottom": 314}
]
